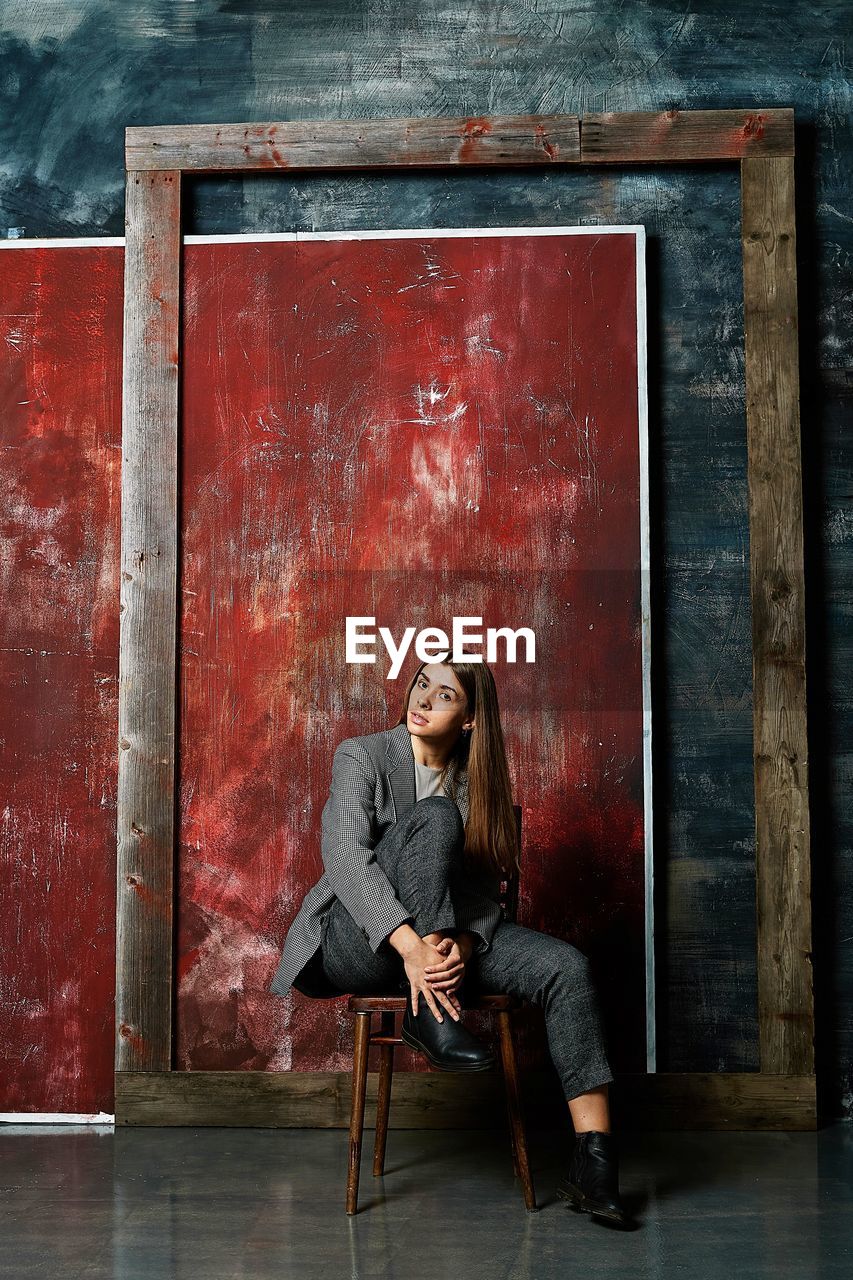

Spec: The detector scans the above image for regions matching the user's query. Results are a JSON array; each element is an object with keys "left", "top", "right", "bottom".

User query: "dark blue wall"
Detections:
[{"left": 2, "top": 0, "right": 850, "bottom": 1116}]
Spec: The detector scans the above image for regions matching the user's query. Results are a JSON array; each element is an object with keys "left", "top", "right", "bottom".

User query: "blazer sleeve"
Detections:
[{"left": 320, "top": 740, "right": 414, "bottom": 953}]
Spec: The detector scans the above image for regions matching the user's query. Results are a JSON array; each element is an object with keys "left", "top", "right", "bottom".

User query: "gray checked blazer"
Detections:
[{"left": 269, "top": 720, "right": 503, "bottom": 997}]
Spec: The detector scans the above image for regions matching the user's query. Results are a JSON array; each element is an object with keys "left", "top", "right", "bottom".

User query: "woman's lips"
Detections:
[{"left": 410, "top": 712, "right": 428, "bottom": 725}]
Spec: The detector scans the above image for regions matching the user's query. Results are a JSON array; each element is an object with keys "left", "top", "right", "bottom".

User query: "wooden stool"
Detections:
[
  {"left": 345, "top": 991, "right": 536, "bottom": 1214},
  {"left": 344, "top": 804, "right": 535, "bottom": 1214}
]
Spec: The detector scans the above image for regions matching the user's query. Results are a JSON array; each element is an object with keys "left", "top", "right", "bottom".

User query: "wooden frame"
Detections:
[{"left": 116, "top": 109, "right": 814, "bottom": 1129}]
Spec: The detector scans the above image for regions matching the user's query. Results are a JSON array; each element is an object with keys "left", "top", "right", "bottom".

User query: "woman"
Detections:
[{"left": 270, "top": 658, "right": 630, "bottom": 1228}]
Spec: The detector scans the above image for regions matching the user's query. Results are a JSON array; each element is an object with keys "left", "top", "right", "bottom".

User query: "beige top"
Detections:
[{"left": 414, "top": 758, "right": 445, "bottom": 802}]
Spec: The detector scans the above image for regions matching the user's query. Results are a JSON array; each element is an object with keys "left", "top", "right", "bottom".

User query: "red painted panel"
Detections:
[
  {"left": 177, "top": 231, "right": 647, "bottom": 1077},
  {"left": 1, "top": 228, "right": 646, "bottom": 1113},
  {"left": 0, "top": 246, "right": 122, "bottom": 1114}
]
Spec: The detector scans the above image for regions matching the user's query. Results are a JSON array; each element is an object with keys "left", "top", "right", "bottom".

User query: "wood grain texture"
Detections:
[
  {"left": 115, "top": 1069, "right": 816, "bottom": 1130},
  {"left": 126, "top": 116, "right": 580, "bottom": 172},
  {"left": 126, "top": 109, "right": 793, "bottom": 175},
  {"left": 612, "top": 1071, "right": 816, "bottom": 1130},
  {"left": 741, "top": 155, "right": 814, "bottom": 1076},
  {"left": 581, "top": 108, "right": 794, "bottom": 163},
  {"left": 116, "top": 170, "right": 182, "bottom": 1072}
]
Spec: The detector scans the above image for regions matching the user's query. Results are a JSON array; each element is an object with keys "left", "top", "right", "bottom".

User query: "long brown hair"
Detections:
[{"left": 396, "top": 660, "right": 519, "bottom": 878}]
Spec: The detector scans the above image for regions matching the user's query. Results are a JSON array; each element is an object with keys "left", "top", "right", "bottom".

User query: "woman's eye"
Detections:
[{"left": 417, "top": 679, "right": 452, "bottom": 699}]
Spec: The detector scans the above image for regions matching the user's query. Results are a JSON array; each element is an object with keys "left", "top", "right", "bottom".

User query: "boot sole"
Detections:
[
  {"left": 400, "top": 1025, "right": 496, "bottom": 1072},
  {"left": 556, "top": 1181, "right": 629, "bottom": 1227}
]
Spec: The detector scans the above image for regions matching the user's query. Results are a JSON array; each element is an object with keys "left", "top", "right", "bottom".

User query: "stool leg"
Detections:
[
  {"left": 373, "top": 1010, "right": 395, "bottom": 1176},
  {"left": 503, "top": 1065, "right": 521, "bottom": 1178},
  {"left": 496, "top": 1010, "right": 536, "bottom": 1211},
  {"left": 346, "top": 1011, "right": 371, "bottom": 1215},
  {"left": 493, "top": 1018, "right": 520, "bottom": 1176}
]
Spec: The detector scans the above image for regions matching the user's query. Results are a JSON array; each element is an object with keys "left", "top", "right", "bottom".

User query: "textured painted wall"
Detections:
[
  {"left": 176, "top": 229, "right": 646, "bottom": 1076},
  {"left": 0, "top": 0, "right": 850, "bottom": 1115},
  {"left": 0, "top": 246, "right": 122, "bottom": 1112}
]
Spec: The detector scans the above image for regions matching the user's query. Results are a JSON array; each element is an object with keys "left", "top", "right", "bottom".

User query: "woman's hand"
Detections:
[
  {"left": 424, "top": 934, "right": 471, "bottom": 996},
  {"left": 402, "top": 939, "right": 463, "bottom": 1023}
]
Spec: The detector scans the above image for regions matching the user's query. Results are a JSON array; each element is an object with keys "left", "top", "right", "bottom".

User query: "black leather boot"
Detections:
[
  {"left": 556, "top": 1130, "right": 631, "bottom": 1227},
  {"left": 400, "top": 988, "right": 495, "bottom": 1071}
]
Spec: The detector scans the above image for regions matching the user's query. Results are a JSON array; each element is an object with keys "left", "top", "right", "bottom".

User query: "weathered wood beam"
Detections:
[
  {"left": 741, "top": 154, "right": 814, "bottom": 1077},
  {"left": 581, "top": 108, "right": 794, "bottom": 162},
  {"left": 116, "top": 169, "right": 182, "bottom": 1072},
  {"left": 126, "top": 115, "right": 580, "bottom": 172},
  {"left": 115, "top": 1069, "right": 817, "bottom": 1131}
]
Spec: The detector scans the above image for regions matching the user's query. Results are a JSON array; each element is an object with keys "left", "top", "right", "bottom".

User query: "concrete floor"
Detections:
[{"left": 1, "top": 1121, "right": 851, "bottom": 1278}]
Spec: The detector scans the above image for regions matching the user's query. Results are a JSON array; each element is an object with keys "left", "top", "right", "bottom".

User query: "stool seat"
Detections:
[{"left": 347, "top": 992, "right": 520, "bottom": 1012}]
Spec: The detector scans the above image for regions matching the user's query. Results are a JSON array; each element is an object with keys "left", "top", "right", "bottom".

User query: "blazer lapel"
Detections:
[
  {"left": 385, "top": 721, "right": 415, "bottom": 822},
  {"left": 384, "top": 721, "right": 469, "bottom": 826}
]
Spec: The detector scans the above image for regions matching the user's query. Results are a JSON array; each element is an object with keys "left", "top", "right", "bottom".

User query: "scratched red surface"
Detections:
[
  {"left": 1, "top": 229, "right": 645, "bottom": 1114},
  {"left": 176, "top": 231, "right": 646, "bottom": 1077},
  {"left": 0, "top": 246, "right": 122, "bottom": 1113}
]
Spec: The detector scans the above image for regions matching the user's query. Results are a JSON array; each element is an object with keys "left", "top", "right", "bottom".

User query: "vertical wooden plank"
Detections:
[
  {"left": 116, "top": 169, "right": 182, "bottom": 1071},
  {"left": 741, "top": 155, "right": 814, "bottom": 1077}
]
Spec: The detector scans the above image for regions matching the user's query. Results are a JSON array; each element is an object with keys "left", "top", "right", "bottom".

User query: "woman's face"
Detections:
[{"left": 407, "top": 663, "right": 474, "bottom": 742}]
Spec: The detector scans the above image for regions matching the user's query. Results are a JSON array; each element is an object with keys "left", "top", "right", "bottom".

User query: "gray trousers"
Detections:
[{"left": 318, "top": 795, "right": 615, "bottom": 1101}]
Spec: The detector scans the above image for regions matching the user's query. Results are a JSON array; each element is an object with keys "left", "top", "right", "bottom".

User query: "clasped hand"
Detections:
[
  {"left": 402, "top": 934, "right": 472, "bottom": 1023},
  {"left": 425, "top": 935, "right": 471, "bottom": 992}
]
